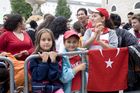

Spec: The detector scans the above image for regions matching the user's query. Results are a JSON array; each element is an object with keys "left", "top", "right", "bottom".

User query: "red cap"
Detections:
[
  {"left": 64, "top": 30, "right": 79, "bottom": 40},
  {"left": 88, "top": 8, "right": 109, "bottom": 20}
]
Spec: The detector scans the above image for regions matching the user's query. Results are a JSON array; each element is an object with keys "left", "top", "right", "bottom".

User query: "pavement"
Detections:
[{"left": 120, "top": 90, "right": 140, "bottom": 93}]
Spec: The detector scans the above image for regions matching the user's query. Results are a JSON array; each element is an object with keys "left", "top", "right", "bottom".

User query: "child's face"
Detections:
[
  {"left": 64, "top": 36, "right": 79, "bottom": 51},
  {"left": 40, "top": 32, "right": 53, "bottom": 51}
]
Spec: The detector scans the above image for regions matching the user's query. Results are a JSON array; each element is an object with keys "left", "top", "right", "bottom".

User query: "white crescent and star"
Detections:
[{"left": 105, "top": 58, "right": 113, "bottom": 68}]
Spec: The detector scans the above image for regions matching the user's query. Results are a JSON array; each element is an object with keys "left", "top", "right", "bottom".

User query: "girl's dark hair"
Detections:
[
  {"left": 4, "top": 14, "right": 23, "bottom": 31},
  {"left": 50, "top": 16, "right": 68, "bottom": 39},
  {"left": 99, "top": 13, "right": 114, "bottom": 29},
  {"left": 110, "top": 13, "right": 121, "bottom": 28},
  {"left": 36, "top": 14, "right": 55, "bottom": 32},
  {"left": 34, "top": 28, "right": 56, "bottom": 54},
  {"left": 73, "top": 21, "right": 85, "bottom": 36}
]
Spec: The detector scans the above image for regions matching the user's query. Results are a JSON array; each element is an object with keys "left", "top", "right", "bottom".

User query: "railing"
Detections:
[
  {"left": 0, "top": 56, "right": 15, "bottom": 93},
  {"left": 24, "top": 50, "right": 88, "bottom": 93}
]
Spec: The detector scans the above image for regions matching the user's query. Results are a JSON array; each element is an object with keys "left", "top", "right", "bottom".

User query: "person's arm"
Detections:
[
  {"left": 108, "top": 30, "right": 118, "bottom": 48},
  {"left": 48, "top": 60, "right": 61, "bottom": 81},
  {"left": 46, "top": 52, "right": 62, "bottom": 81},
  {"left": 29, "top": 58, "right": 49, "bottom": 81},
  {"left": 97, "top": 40, "right": 111, "bottom": 48},
  {"left": 60, "top": 56, "right": 86, "bottom": 83},
  {"left": 60, "top": 56, "right": 75, "bottom": 83},
  {"left": 124, "top": 29, "right": 138, "bottom": 46},
  {"left": 0, "top": 32, "right": 8, "bottom": 52},
  {"left": 82, "top": 29, "right": 98, "bottom": 48}
]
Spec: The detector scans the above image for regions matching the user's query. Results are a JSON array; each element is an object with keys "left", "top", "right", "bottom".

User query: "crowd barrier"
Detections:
[
  {"left": 1, "top": 48, "right": 140, "bottom": 93},
  {"left": 24, "top": 50, "right": 88, "bottom": 93},
  {"left": 0, "top": 56, "right": 15, "bottom": 93}
]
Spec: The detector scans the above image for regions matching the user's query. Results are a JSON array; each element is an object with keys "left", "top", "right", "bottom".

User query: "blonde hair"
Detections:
[{"left": 34, "top": 28, "right": 56, "bottom": 54}]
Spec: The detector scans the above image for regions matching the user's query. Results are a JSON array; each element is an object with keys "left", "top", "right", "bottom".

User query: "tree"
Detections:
[
  {"left": 11, "top": 0, "right": 32, "bottom": 19},
  {"left": 55, "top": 0, "right": 71, "bottom": 19}
]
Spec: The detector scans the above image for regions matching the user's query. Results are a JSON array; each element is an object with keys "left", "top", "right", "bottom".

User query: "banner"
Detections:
[{"left": 87, "top": 48, "right": 128, "bottom": 92}]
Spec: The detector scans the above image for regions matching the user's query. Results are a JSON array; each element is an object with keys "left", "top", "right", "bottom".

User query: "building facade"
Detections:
[
  {"left": 102, "top": 0, "right": 140, "bottom": 22},
  {"left": 41, "top": 0, "right": 101, "bottom": 24},
  {"left": 0, "top": 0, "right": 11, "bottom": 24}
]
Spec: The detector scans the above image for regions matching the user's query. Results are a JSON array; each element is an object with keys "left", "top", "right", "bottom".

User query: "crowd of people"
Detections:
[{"left": 0, "top": 7, "right": 140, "bottom": 93}]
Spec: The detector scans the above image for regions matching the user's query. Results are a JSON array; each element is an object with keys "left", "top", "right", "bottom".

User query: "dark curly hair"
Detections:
[
  {"left": 50, "top": 16, "right": 68, "bottom": 39},
  {"left": 4, "top": 14, "right": 23, "bottom": 31}
]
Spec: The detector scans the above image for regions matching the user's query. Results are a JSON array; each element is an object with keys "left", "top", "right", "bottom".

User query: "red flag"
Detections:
[
  {"left": 87, "top": 48, "right": 128, "bottom": 92},
  {"left": 69, "top": 55, "right": 82, "bottom": 91}
]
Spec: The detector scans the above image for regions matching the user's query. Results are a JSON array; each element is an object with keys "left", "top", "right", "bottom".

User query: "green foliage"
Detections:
[
  {"left": 11, "top": 0, "right": 32, "bottom": 19},
  {"left": 55, "top": 0, "right": 71, "bottom": 19}
]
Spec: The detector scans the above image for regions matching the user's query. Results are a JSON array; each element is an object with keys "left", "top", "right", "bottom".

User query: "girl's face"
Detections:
[
  {"left": 40, "top": 32, "right": 53, "bottom": 51},
  {"left": 64, "top": 36, "right": 79, "bottom": 52},
  {"left": 91, "top": 12, "right": 105, "bottom": 27}
]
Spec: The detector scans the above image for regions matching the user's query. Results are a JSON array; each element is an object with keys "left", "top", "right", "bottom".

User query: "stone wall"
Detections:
[{"left": 102, "top": 0, "right": 140, "bottom": 23}]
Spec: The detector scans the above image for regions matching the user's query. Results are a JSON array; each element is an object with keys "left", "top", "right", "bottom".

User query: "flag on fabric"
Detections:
[
  {"left": 87, "top": 48, "right": 128, "bottom": 92},
  {"left": 69, "top": 55, "right": 82, "bottom": 91}
]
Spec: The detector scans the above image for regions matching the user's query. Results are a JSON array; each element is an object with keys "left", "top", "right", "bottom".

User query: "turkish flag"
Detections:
[{"left": 87, "top": 48, "right": 128, "bottom": 92}]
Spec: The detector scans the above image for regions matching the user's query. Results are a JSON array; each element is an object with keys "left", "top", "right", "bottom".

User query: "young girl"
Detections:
[
  {"left": 29, "top": 28, "right": 64, "bottom": 93},
  {"left": 60, "top": 30, "right": 86, "bottom": 93}
]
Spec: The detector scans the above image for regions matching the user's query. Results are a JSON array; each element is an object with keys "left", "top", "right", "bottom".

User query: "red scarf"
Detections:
[{"left": 91, "top": 27, "right": 109, "bottom": 45}]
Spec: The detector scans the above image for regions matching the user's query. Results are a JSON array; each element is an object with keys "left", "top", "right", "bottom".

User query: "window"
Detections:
[
  {"left": 111, "top": 6, "right": 116, "bottom": 12},
  {"left": 135, "top": 2, "right": 140, "bottom": 9}
]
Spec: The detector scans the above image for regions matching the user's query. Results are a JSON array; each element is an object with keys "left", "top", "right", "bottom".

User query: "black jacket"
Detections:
[
  {"left": 127, "top": 45, "right": 140, "bottom": 91},
  {"left": 29, "top": 57, "right": 63, "bottom": 93},
  {"left": 115, "top": 28, "right": 138, "bottom": 47},
  {"left": 123, "top": 23, "right": 132, "bottom": 30},
  {"left": 116, "top": 28, "right": 140, "bottom": 91}
]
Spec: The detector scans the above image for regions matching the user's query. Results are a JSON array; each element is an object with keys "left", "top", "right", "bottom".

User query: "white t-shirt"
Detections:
[{"left": 55, "top": 35, "right": 65, "bottom": 53}]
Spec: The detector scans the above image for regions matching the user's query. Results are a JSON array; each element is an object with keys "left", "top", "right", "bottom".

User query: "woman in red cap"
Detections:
[
  {"left": 83, "top": 7, "right": 118, "bottom": 50},
  {"left": 83, "top": 8, "right": 119, "bottom": 93}
]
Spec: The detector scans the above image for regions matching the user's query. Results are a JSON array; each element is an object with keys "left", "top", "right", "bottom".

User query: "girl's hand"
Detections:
[
  {"left": 78, "top": 63, "right": 86, "bottom": 71},
  {"left": 0, "top": 52, "right": 9, "bottom": 56},
  {"left": 73, "top": 63, "right": 86, "bottom": 74},
  {"left": 14, "top": 50, "right": 29, "bottom": 58},
  {"left": 38, "top": 52, "right": 49, "bottom": 62},
  {"left": 94, "top": 22, "right": 104, "bottom": 41},
  {"left": 94, "top": 22, "right": 104, "bottom": 34},
  {"left": 14, "top": 53, "right": 22, "bottom": 58},
  {"left": 20, "top": 50, "right": 29, "bottom": 56},
  {"left": 49, "top": 51, "right": 57, "bottom": 63}
]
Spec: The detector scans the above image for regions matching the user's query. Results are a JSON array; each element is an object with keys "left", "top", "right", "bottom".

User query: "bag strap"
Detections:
[{"left": 129, "top": 46, "right": 140, "bottom": 58}]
